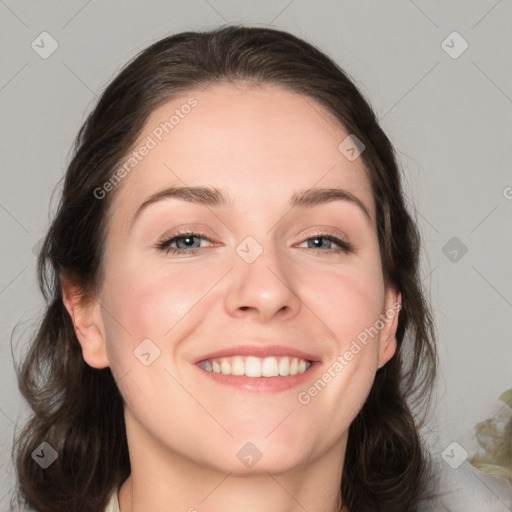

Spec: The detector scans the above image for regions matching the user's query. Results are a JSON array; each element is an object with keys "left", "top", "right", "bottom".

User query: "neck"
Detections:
[
  {"left": 118, "top": 418, "right": 348, "bottom": 512},
  {"left": 119, "top": 472, "right": 345, "bottom": 512}
]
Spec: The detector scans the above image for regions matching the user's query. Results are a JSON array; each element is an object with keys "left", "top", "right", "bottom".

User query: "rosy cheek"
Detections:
[
  {"left": 104, "top": 264, "right": 210, "bottom": 345},
  {"left": 304, "top": 266, "right": 384, "bottom": 339}
]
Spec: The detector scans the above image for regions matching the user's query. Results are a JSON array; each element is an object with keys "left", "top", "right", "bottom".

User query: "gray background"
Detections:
[{"left": 1, "top": 0, "right": 511, "bottom": 509}]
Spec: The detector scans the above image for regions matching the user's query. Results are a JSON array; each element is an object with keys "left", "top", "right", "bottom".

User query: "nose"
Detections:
[{"left": 224, "top": 237, "right": 302, "bottom": 323}]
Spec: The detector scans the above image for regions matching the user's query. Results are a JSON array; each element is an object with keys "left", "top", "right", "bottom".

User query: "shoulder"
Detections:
[{"left": 419, "top": 457, "right": 512, "bottom": 512}]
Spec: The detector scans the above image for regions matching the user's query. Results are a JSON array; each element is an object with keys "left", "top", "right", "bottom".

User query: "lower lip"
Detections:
[{"left": 194, "top": 362, "right": 321, "bottom": 393}]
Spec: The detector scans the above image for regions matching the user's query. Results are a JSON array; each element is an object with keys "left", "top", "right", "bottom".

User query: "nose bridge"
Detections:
[{"left": 224, "top": 232, "right": 301, "bottom": 321}]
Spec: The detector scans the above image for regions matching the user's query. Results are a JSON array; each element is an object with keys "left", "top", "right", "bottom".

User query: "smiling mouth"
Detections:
[{"left": 197, "top": 355, "right": 313, "bottom": 377}]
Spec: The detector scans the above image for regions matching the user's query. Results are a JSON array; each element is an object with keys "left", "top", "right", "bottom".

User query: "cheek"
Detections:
[
  {"left": 302, "top": 262, "right": 386, "bottom": 346},
  {"left": 101, "top": 262, "right": 209, "bottom": 342},
  {"left": 99, "top": 260, "right": 227, "bottom": 391},
  {"left": 294, "top": 265, "right": 385, "bottom": 415},
  {"left": 98, "top": 266, "right": 209, "bottom": 425}
]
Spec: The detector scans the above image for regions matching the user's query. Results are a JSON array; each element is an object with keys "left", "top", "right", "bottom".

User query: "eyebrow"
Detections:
[{"left": 131, "top": 185, "right": 372, "bottom": 225}]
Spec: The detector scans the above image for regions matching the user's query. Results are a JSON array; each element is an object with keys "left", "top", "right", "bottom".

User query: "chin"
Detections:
[{"left": 201, "top": 432, "right": 319, "bottom": 476}]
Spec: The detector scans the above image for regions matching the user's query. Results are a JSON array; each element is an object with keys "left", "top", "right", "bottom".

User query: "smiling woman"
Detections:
[{"left": 12, "top": 25, "right": 438, "bottom": 512}]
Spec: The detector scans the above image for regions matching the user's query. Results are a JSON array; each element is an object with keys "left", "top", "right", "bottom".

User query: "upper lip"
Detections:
[{"left": 193, "top": 344, "right": 321, "bottom": 364}]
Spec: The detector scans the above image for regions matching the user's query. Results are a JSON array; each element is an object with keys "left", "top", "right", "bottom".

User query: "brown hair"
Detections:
[{"left": 12, "top": 25, "right": 437, "bottom": 511}]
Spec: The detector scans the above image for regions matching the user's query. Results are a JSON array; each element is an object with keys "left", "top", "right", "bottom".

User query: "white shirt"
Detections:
[{"left": 104, "top": 488, "right": 120, "bottom": 512}]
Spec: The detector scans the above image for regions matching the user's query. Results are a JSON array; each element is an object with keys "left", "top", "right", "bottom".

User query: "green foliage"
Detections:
[{"left": 470, "top": 388, "right": 512, "bottom": 483}]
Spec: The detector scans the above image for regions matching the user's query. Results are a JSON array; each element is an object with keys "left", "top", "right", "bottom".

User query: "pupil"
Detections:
[{"left": 178, "top": 236, "right": 196, "bottom": 248}]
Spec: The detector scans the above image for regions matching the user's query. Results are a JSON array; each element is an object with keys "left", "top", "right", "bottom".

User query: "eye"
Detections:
[
  {"left": 155, "top": 231, "right": 214, "bottom": 255},
  {"left": 296, "top": 233, "right": 353, "bottom": 254},
  {"left": 155, "top": 231, "right": 353, "bottom": 256}
]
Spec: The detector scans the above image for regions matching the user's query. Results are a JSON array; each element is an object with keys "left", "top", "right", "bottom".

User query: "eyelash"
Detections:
[{"left": 155, "top": 230, "right": 353, "bottom": 255}]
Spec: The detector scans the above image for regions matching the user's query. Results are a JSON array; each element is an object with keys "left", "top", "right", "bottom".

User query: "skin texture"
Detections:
[{"left": 63, "top": 83, "right": 400, "bottom": 512}]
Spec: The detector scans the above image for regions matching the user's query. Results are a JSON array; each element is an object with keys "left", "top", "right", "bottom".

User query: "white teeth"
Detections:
[
  {"left": 278, "top": 357, "right": 290, "bottom": 376},
  {"left": 198, "top": 356, "right": 312, "bottom": 377},
  {"left": 245, "top": 356, "right": 262, "bottom": 377},
  {"left": 220, "top": 359, "right": 231, "bottom": 375},
  {"left": 262, "top": 356, "right": 279, "bottom": 377},
  {"left": 231, "top": 356, "right": 244, "bottom": 375}
]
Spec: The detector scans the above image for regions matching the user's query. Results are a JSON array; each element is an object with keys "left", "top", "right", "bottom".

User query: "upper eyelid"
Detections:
[{"left": 160, "top": 229, "right": 349, "bottom": 241}]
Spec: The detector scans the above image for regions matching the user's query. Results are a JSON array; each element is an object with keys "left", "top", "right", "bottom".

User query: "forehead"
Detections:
[{"left": 109, "top": 82, "right": 374, "bottom": 221}]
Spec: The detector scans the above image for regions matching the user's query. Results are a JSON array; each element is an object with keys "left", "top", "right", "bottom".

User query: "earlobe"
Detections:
[
  {"left": 61, "top": 273, "right": 110, "bottom": 369},
  {"left": 377, "top": 288, "right": 401, "bottom": 369}
]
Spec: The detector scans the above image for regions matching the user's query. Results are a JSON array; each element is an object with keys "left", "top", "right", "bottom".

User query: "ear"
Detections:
[
  {"left": 61, "top": 273, "right": 110, "bottom": 369},
  {"left": 377, "top": 287, "right": 402, "bottom": 369}
]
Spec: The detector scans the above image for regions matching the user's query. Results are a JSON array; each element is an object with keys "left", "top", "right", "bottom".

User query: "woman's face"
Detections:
[{"left": 81, "top": 83, "right": 399, "bottom": 474}]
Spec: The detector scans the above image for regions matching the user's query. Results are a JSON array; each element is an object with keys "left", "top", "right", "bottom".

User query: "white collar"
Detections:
[{"left": 105, "top": 487, "right": 120, "bottom": 512}]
